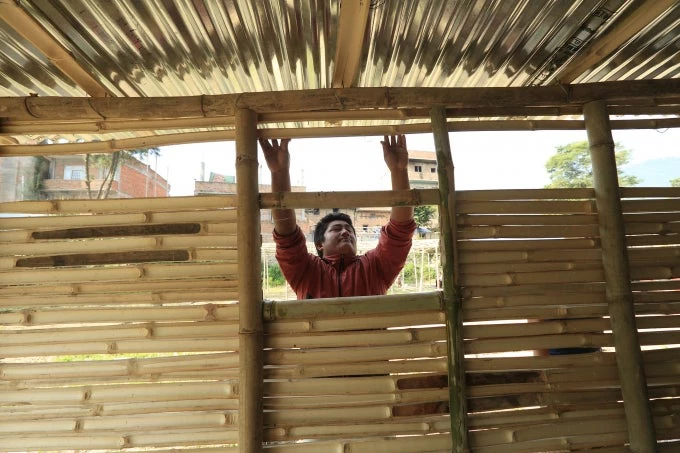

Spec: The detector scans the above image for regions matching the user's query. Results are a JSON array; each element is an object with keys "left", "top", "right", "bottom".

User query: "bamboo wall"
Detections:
[
  {"left": 0, "top": 196, "right": 241, "bottom": 451},
  {"left": 1, "top": 187, "right": 678, "bottom": 452}
]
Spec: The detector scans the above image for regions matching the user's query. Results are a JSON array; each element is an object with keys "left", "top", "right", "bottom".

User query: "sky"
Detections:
[{"left": 153, "top": 127, "right": 680, "bottom": 196}]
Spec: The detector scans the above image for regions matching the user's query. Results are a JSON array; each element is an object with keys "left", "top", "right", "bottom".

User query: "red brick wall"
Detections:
[{"left": 119, "top": 162, "right": 169, "bottom": 198}]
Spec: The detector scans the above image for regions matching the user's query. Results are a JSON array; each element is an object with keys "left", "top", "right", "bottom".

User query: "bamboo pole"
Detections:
[
  {"left": 584, "top": 99, "right": 656, "bottom": 453},
  {"left": 235, "top": 107, "right": 263, "bottom": 453},
  {"left": 2, "top": 80, "right": 679, "bottom": 122},
  {"left": 260, "top": 188, "right": 439, "bottom": 209},
  {"left": 431, "top": 105, "right": 468, "bottom": 452}
]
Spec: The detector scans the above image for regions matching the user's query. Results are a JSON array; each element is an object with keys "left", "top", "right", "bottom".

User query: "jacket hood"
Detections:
[{"left": 322, "top": 253, "right": 360, "bottom": 269}]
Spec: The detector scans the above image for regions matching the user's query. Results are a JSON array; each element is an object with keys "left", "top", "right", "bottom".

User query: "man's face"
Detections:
[{"left": 317, "top": 220, "right": 357, "bottom": 258}]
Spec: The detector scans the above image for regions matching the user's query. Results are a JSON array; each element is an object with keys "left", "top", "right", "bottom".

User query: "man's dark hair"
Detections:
[{"left": 313, "top": 212, "right": 355, "bottom": 257}]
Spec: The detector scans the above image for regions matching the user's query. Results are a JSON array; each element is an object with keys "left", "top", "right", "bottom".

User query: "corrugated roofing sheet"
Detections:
[{"left": 0, "top": 0, "right": 678, "bottom": 144}]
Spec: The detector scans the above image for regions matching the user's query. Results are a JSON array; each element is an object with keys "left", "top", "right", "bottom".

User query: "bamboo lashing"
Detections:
[{"left": 585, "top": 99, "right": 657, "bottom": 452}]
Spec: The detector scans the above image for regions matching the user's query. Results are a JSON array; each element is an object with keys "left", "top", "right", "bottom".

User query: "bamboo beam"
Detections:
[
  {"left": 584, "top": 99, "right": 656, "bottom": 453},
  {"left": 431, "top": 105, "right": 468, "bottom": 452},
  {"left": 260, "top": 188, "right": 439, "bottom": 209},
  {"left": 264, "top": 292, "right": 442, "bottom": 321},
  {"left": 235, "top": 108, "right": 263, "bottom": 453},
  {"left": 1, "top": 80, "right": 678, "bottom": 121},
  {"left": 3, "top": 117, "right": 680, "bottom": 156}
]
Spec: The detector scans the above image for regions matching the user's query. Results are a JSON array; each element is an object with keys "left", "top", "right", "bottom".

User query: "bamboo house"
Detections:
[{"left": 1, "top": 1, "right": 679, "bottom": 452}]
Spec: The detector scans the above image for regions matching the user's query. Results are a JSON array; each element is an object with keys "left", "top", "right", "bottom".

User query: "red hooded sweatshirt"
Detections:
[{"left": 273, "top": 219, "right": 417, "bottom": 299}]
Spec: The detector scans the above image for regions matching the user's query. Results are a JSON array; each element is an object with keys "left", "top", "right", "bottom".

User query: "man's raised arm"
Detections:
[
  {"left": 381, "top": 134, "right": 414, "bottom": 223},
  {"left": 259, "top": 138, "right": 297, "bottom": 236}
]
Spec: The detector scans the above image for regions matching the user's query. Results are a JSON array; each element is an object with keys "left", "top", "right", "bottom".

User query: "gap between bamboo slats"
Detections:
[
  {"left": 1, "top": 262, "right": 238, "bottom": 285},
  {"left": 0, "top": 304, "right": 237, "bottom": 326}
]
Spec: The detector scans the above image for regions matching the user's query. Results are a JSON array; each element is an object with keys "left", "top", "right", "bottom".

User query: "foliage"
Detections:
[
  {"left": 544, "top": 141, "right": 640, "bottom": 188},
  {"left": 85, "top": 147, "right": 160, "bottom": 199},
  {"left": 671, "top": 177, "right": 680, "bottom": 187},
  {"left": 27, "top": 156, "right": 50, "bottom": 200},
  {"left": 414, "top": 205, "right": 436, "bottom": 227},
  {"left": 266, "top": 262, "right": 286, "bottom": 286}
]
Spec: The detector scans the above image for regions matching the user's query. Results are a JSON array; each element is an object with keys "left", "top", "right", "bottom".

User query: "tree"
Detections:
[
  {"left": 544, "top": 141, "right": 640, "bottom": 188},
  {"left": 671, "top": 177, "right": 680, "bottom": 187},
  {"left": 85, "top": 147, "right": 160, "bottom": 199},
  {"left": 414, "top": 205, "right": 436, "bottom": 227}
]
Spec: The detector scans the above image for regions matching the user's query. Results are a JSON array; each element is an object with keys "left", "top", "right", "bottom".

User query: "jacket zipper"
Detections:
[{"left": 337, "top": 256, "right": 344, "bottom": 297}]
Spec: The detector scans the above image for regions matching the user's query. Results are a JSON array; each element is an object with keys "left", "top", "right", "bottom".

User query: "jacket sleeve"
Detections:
[
  {"left": 273, "top": 226, "right": 314, "bottom": 295},
  {"left": 368, "top": 218, "right": 416, "bottom": 287}
]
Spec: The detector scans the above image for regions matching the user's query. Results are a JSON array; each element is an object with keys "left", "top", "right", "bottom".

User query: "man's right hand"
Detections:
[{"left": 259, "top": 138, "right": 291, "bottom": 174}]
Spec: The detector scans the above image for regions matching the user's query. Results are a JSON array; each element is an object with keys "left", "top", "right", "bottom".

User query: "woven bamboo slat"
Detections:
[
  {"left": 463, "top": 318, "right": 609, "bottom": 339},
  {"left": 460, "top": 268, "right": 605, "bottom": 287},
  {"left": 264, "top": 292, "right": 442, "bottom": 321},
  {"left": 0, "top": 195, "right": 239, "bottom": 214},
  {"left": 0, "top": 321, "right": 238, "bottom": 346},
  {"left": 457, "top": 213, "right": 598, "bottom": 226},
  {"left": 1, "top": 236, "right": 236, "bottom": 260},
  {"left": 2, "top": 381, "right": 237, "bottom": 405},
  {"left": 458, "top": 237, "right": 599, "bottom": 252},
  {"left": 458, "top": 224, "right": 600, "bottom": 239},
  {"left": 265, "top": 358, "right": 447, "bottom": 379},
  {"left": 456, "top": 188, "right": 595, "bottom": 201},
  {"left": 622, "top": 198, "right": 680, "bottom": 213},
  {"left": 1, "top": 337, "right": 239, "bottom": 358},
  {"left": 460, "top": 260, "right": 603, "bottom": 275},
  {"left": 462, "top": 281, "right": 605, "bottom": 298},
  {"left": 260, "top": 189, "right": 439, "bottom": 210},
  {"left": 266, "top": 342, "right": 447, "bottom": 366},
  {"left": 266, "top": 311, "right": 444, "bottom": 334},
  {"left": 0, "top": 288, "right": 239, "bottom": 308},
  {"left": 464, "top": 305, "right": 611, "bottom": 322},
  {"left": 0, "top": 353, "right": 238, "bottom": 381},
  {"left": 1, "top": 262, "right": 238, "bottom": 285},
  {"left": 457, "top": 199, "right": 596, "bottom": 215},
  {"left": 465, "top": 333, "right": 610, "bottom": 355},
  {"left": 620, "top": 187, "right": 680, "bottom": 198},
  {"left": 0, "top": 209, "right": 237, "bottom": 230},
  {"left": 464, "top": 292, "right": 605, "bottom": 310},
  {"left": 459, "top": 248, "right": 602, "bottom": 264},
  {"left": 265, "top": 326, "right": 445, "bottom": 350}
]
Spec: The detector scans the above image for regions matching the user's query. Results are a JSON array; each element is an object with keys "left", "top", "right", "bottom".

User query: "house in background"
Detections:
[{"left": 40, "top": 154, "right": 169, "bottom": 200}]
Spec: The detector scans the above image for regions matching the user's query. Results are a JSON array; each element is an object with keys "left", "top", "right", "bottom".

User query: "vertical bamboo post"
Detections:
[
  {"left": 431, "top": 105, "right": 468, "bottom": 452},
  {"left": 235, "top": 108, "right": 263, "bottom": 453},
  {"left": 584, "top": 100, "right": 656, "bottom": 453}
]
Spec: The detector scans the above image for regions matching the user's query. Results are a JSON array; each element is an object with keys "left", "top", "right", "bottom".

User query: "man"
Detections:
[{"left": 259, "top": 135, "right": 416, "bottom": 299}]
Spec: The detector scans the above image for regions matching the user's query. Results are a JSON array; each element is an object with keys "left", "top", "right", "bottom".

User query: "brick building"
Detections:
[{"left": 16, "top": 154, "right": 170, "bottom": 200}]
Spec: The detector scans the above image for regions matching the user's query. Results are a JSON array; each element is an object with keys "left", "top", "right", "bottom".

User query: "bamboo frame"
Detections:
[
  {"left": 431, "top": 105, "right": 468, "bottom": 452},
  {"left": 585, "top": 100, "right": 657, "bottom": 452},
  {"left": 235, "top": 108, "right": 263, "bottom": 453}
]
